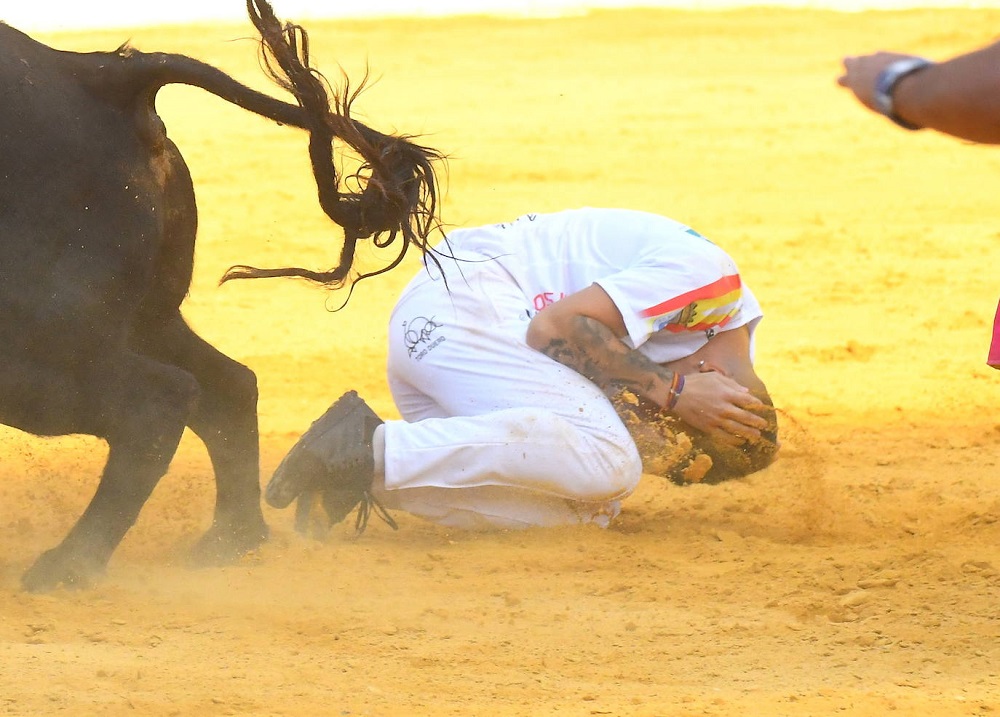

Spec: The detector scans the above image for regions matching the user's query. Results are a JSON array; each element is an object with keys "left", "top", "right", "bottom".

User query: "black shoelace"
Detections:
[{"left": 354, "top": 490, "right": 400, "bottom": 535}]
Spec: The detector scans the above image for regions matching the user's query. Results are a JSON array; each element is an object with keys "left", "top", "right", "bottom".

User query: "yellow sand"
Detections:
[{"left": 1, "top": 7, "right": 998, "bottom": 715}]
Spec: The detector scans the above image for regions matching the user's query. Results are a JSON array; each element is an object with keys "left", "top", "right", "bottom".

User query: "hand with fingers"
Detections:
[
  {"left": 670, "top": 370, "right": 770, "bottom": 447},
  {"left": 836, "top": 51, "right": 924, "bottom": 113}
]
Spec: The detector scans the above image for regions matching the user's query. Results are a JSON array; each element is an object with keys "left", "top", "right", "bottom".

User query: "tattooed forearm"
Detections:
[{"left": 536, "top": 315, "right": 673, "bottom": 399}]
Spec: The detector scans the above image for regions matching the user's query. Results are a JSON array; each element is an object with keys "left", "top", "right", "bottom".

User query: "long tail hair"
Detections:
[{"left": 219, "top": 0, "right": 445, "bottom": 296}]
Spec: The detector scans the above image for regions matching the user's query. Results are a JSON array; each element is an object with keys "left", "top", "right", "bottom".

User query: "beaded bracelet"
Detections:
[{"left": 665, "top": 373, "right": 685, "bottom": 412}]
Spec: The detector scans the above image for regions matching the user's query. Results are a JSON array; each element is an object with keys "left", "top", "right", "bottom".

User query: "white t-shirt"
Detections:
[{"left": 433, "top": 207, "right": 762, "bottom": 363}]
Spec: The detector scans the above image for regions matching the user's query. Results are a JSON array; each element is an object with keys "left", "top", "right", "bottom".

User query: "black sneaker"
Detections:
[{"left": 266, "top": 390, "right": 397, "bottom": 534}]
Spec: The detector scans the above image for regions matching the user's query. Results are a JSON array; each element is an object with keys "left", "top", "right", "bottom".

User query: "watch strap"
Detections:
[{"left": 874, "top": 57, "right": 934, "bottom": 130}]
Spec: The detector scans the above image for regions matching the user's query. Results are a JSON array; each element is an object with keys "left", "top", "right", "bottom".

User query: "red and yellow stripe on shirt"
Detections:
[{"left": 639, "top": 274, "right": 742, "bottom": 334}]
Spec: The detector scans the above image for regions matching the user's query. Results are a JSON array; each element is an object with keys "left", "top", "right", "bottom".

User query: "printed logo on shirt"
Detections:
[
  {"left": 641, "top": 274, "right": 743, "bottom": 333},
  {"left": 403, "top": 315, "right": 445, "bottom": 361},
  {"left": 532, "top": 290, "right": 566, "bottom": 312}
]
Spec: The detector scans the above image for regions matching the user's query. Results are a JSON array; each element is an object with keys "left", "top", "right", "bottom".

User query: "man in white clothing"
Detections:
[{"left": 265, "top": 208, "right": 778, "bottom": 532}]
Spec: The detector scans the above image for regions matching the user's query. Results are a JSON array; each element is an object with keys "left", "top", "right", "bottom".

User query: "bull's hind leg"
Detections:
[
  {"left": 15, "top": 354, "right": 199, "bottom": 592},
  {"left": 131, "top": 314, "right": 268, "bottom": 565}
]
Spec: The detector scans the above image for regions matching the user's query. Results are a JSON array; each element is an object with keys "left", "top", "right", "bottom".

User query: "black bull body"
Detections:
[{"left": 0, "top": 2, "right": 441, "bottom": 591}]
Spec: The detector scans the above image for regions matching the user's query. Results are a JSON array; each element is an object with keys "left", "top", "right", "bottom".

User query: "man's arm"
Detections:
[
  {"left": 525, "top": 283, "right": 768, "bottom": 446},
  {"left": 838, "top": 41, "right": 1000, "bottom": 144}
]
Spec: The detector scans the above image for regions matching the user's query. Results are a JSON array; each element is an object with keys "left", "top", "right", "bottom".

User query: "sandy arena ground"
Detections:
[{"left": 1, "top": 6, "right": 999, "bottom": 716}]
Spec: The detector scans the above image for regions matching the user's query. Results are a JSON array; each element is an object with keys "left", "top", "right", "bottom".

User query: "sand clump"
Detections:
[
  {"left": 611, "top": 388, "right": 715, "bottom": 483},
  {"left": 611, "top": 387, "right": 780, "bottom": 485}
]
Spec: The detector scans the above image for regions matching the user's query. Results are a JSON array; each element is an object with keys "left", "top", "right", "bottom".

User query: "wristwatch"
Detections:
[{"left": 873, "top": 57, "right": 934, "bottom": 130}]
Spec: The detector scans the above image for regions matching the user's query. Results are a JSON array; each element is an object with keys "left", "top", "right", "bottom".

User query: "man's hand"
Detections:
[
  {"left": 837, "top": 51, "right": 918, "bottom": 111},
  {"left": 672, "top": 371, "right": 769, "bottom": 446}
]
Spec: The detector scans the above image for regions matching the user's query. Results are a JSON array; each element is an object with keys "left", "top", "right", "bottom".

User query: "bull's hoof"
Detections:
[
  {"left": 188, "top": 518, "right": 268, "bottom": 567},
  {"left": 21, "top": 548, "right": 103, "bottom": 593}
]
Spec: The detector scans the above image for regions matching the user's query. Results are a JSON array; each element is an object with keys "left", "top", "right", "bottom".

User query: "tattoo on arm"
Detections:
[{"left": 536, "top": 315, "right": 672, "bottom": 396}]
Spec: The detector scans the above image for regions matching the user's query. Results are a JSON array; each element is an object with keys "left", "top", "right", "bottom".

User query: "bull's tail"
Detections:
[
  {"left": 217, "top": 0, "right": 444, "bottom": 290},
  {"left": 111, "top": 0, "right": 444, "bottom": 295}
]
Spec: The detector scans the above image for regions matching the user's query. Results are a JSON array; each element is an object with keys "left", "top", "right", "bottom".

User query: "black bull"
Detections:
[{"left": 0, "top": 1, "right": 442, "bottom": 591}]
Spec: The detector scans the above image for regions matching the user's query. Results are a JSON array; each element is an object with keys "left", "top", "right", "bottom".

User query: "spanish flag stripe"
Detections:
[
  {"left": 638, "top": 274, "right": 742, "bottom": 318},
  {"left": 658, "top": 288, "right": 742, "bottom": 332}
]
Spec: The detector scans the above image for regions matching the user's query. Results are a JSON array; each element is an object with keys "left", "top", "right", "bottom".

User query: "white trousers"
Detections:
[{"left": 377, "top": 259, "right": 643, "bottom": 529}]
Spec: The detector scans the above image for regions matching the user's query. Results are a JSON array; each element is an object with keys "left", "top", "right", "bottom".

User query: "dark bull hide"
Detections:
[{"left": 0, "top": 0, "right": 443, "bottom": 591}]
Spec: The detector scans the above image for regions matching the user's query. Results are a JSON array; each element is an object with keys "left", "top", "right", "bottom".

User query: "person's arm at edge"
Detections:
[{"left": 839, "top": 41, "right": 1000, "bottom": 144}]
